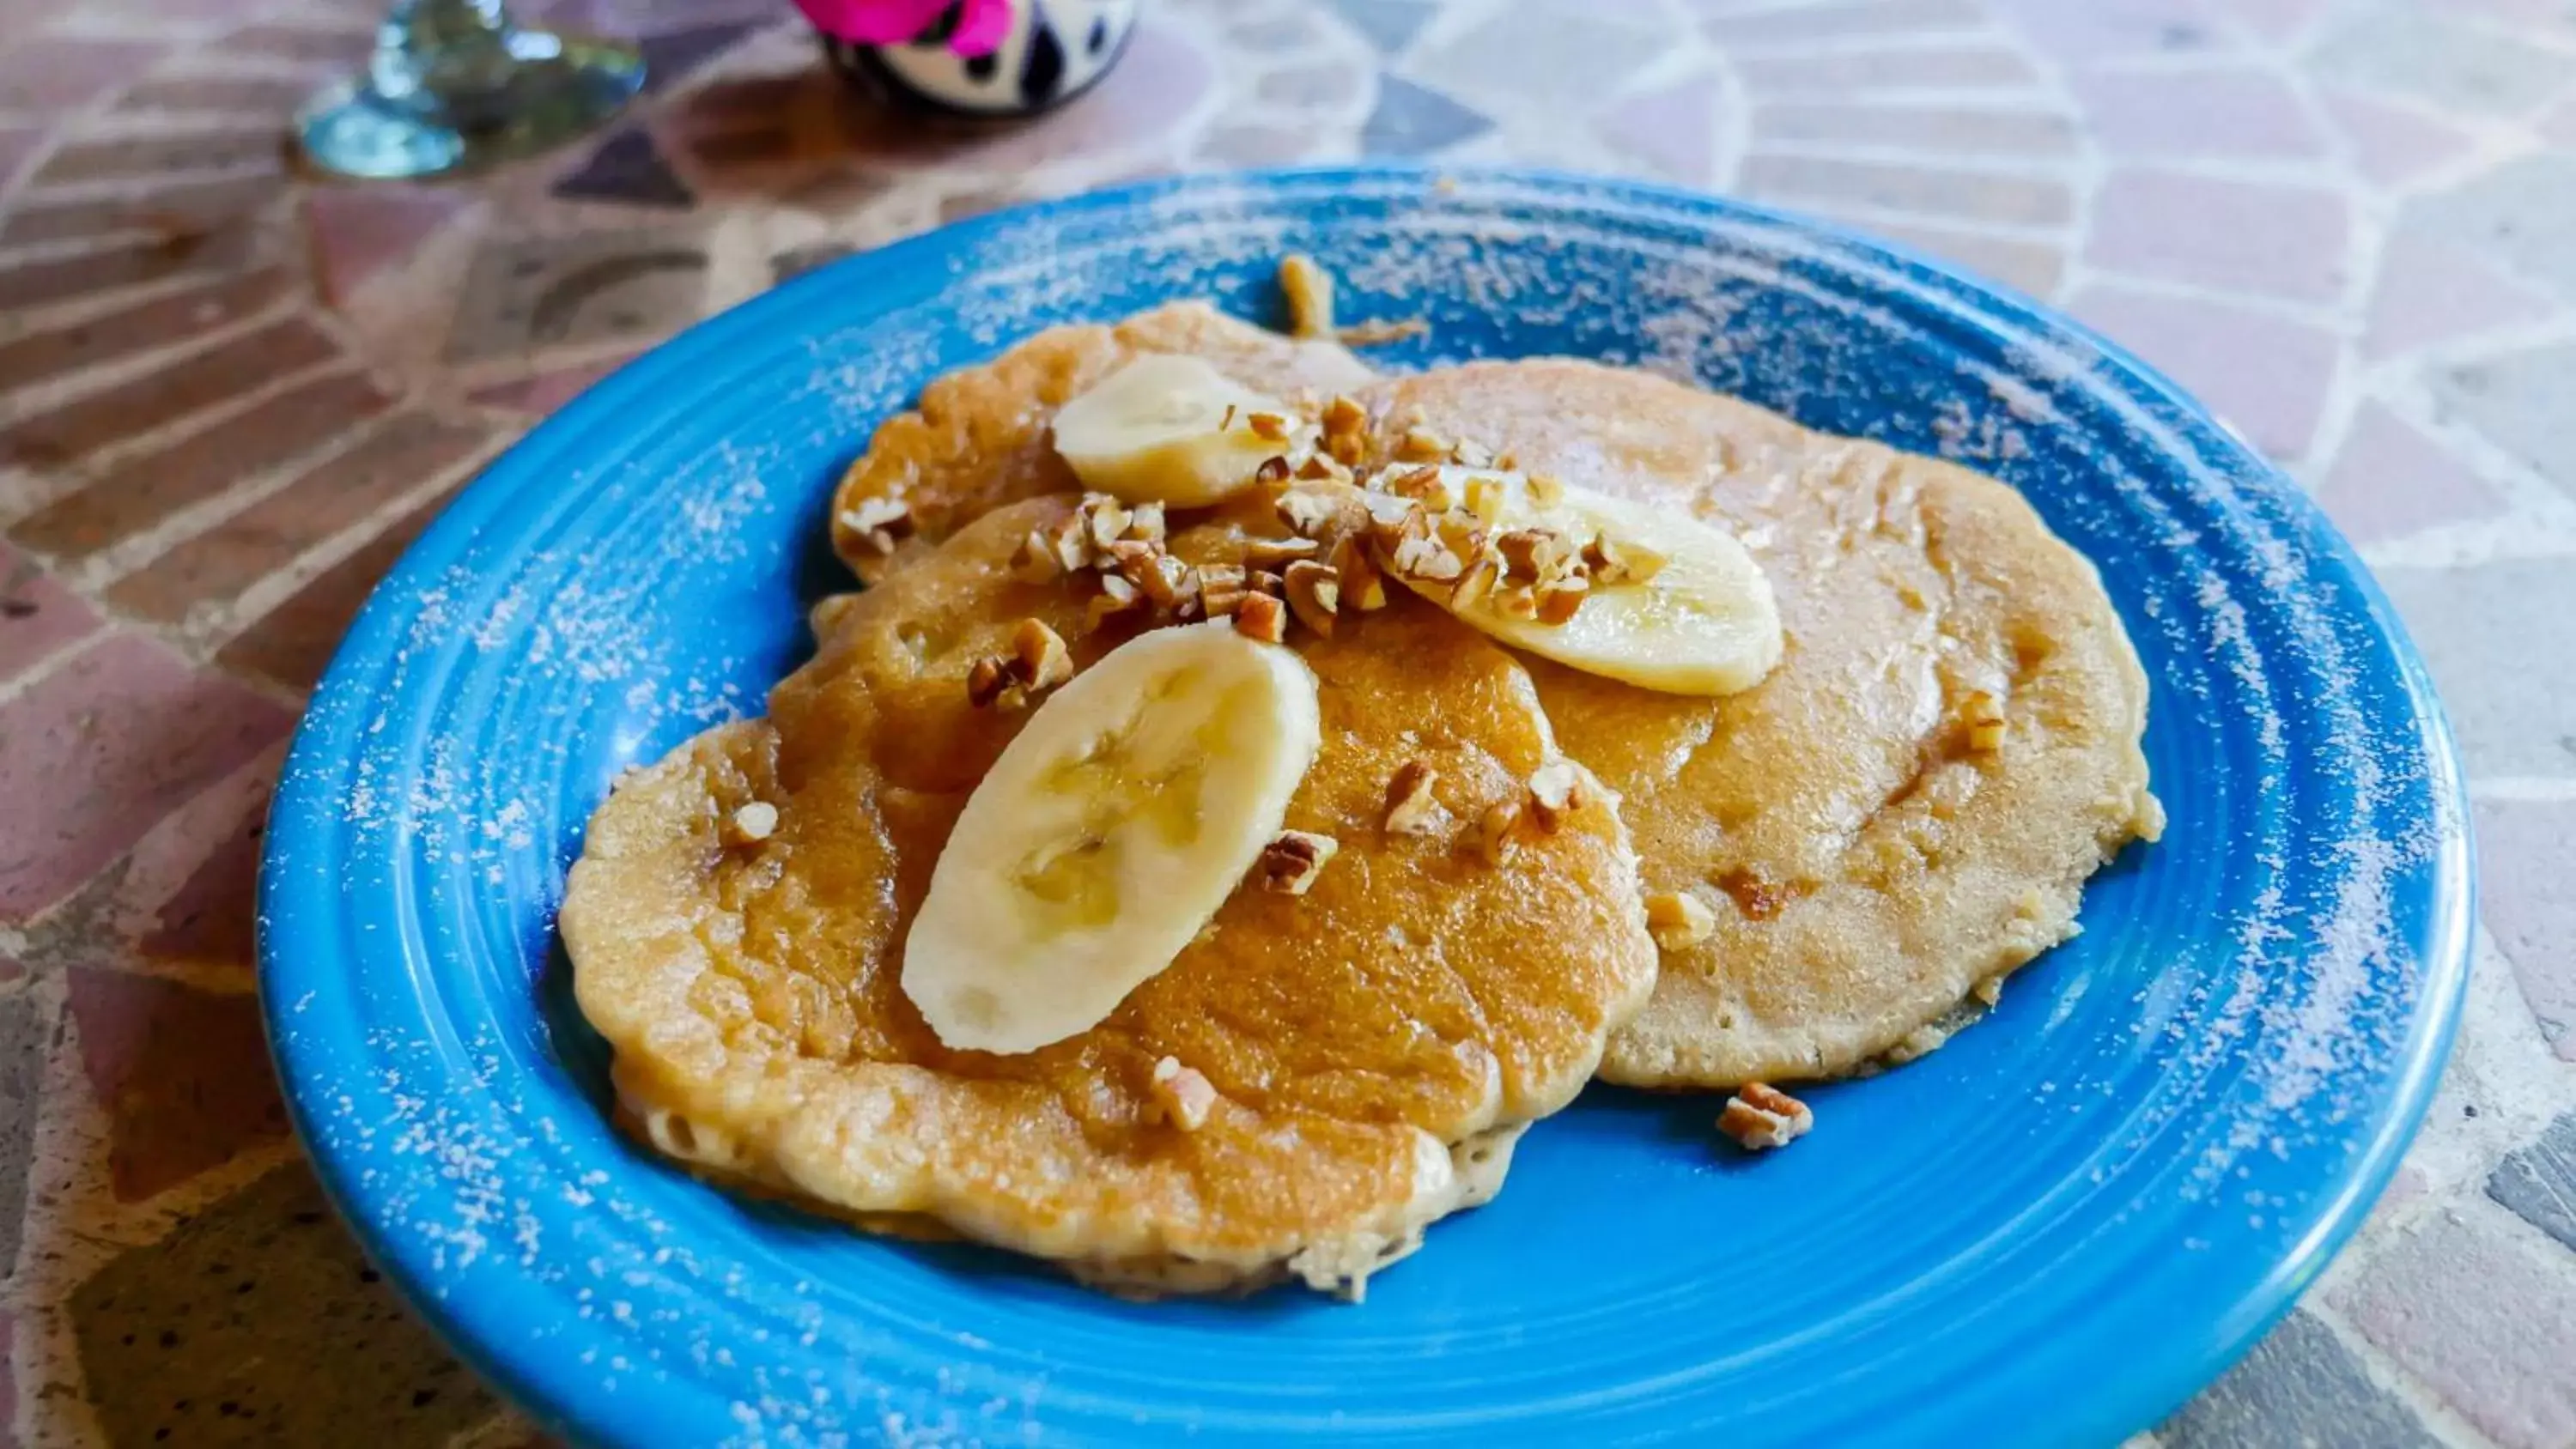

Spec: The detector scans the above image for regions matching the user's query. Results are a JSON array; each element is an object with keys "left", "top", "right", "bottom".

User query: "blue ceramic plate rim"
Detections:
[{"left": 259, "top": 164, "right": 2473, "bottom": 1447}]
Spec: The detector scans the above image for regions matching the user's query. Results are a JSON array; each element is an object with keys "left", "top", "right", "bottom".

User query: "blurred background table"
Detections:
[{"left": 2, "top": 0, "right": 2572, "bottom": 1444}]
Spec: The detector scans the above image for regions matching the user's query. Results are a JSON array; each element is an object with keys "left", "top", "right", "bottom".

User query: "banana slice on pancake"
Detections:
[
  {"left": 903, "top": 621, "right": 1323, "bottom": 1054},
  {"left": 1051, "top": 355, "right": 1313, "bottom": 506},
  {"left": 1370, "top": 465, "right": 1783, "bottom": 697}
]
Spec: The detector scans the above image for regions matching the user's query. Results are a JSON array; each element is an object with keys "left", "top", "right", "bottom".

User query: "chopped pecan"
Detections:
[
  {"left": 1086, "top": 573, "right": 1146, "bottom": 629},
  {"left": 1199, "top": 562, "right": 1250, "bottom": 617},
  {"left": 1475, "top": 799, "right": 1523, "bottom": 866},
  {"left": 1959, "top": 690, "right": 2007, "bottom": 752},
  {"left": 1294, "top": 453, "right": 1352, "bottom": 483},
  {"left": 1008, "top": 618, "right": 1074, "bottom": 693},
  {"left": 1535, "top": 576, "right": 1589, "bottom": 625},
  {"left": 1583, "top": 531, "right": 1665, "bottom": 586},
  {"left": 1257, "top": 828, "right": 1340, "bottom": 895},
  {"left": 1328, "top": 534, "right": 1388, "bottom": 611},
  {"left": 1644, "top": 890, "right": 1716, "bottom": 951},
  {"left": 1525, "top": 760, "right": 1585, "bottom": 829},
  {"left": 1495, "top": 528, "right": 1559, "bottom": 583},
  {"left": 1009, "top": 529, "right": 1064, "bottom": 585},
  {"left": 1279, "top": 252, "right": 1335, "bottom": 338},
  {"left": 1277, "top": 488, "right": 1344, "bottom": 538},
  {"left": 1082, "top": 494, "right": 1132, "bottom": 551},
  {"left": 1038, "top": 512, "right": 1093, "bottom": 573},
  {"left": 1150, "top": 1056, "right": 1218, "bottom": 1131},
  {"left": 1284, "top": 560, "right": 1340, "bottom": 638},
  {"left": 1383, "top": 760, "right": 1449, "bottom": 837},
  {"left": 1243, "top": 535, "right": 1321, "bottom": 568},
  {"left": 1394, "top": 426, "right": 1450, "bottom": 464},
  {"left": 1383, "top": 464, "right": 1451, "bottom": 509},
  {"left": 839, "top": 496, "right": 914, "bottom": 555},
  {"left": 723, "top": 801, "right": 779, "bottom": 846},
  {"left": 965, "top": 656, "right": 1022, "bottom": 710},
  {"left": 1321, "top": 394, "right": 1368, "bottom": 440},
  {"left": 1717, "top": 1082, "right": 1813, "bottom": 1151},
  {"left": 1233, "top": 589, "right": 1288, "bottom": 645},
  {"left": 1447, "top": 552, "right": 1500, "bottom": 613}
]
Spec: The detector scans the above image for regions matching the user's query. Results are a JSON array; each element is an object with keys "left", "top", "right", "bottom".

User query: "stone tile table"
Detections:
[{"left": 2, "top": 0, "right": 2572, "bottom": 1444}]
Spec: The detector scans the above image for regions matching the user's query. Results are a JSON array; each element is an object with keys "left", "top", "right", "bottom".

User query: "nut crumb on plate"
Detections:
[{"left": 1717, "top": 1082, "right": 1813, "bottom": 1150}]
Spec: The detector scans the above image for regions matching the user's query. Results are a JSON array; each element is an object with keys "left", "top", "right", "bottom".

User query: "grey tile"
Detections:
[
  {"left": 2164, "top": 1311, "right": 2439, "bottom": 1449},
  {"left": 1359, "top": 75, "right": 1492, "bottom": 156},
  {"left": 71, "top": 1161, "right": 497, "bottom": 1447},
  {"left": 0, "top": 991, "right": 50, "bottom": 1279},
  {"left": 2489, "top": 1112, "right": 2576, "bottom": 1252}
]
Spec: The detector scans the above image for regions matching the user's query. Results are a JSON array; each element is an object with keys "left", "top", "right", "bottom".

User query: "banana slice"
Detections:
[
  {"left": 902, "top": 620, "right": 1323, "bottom": 1054},
  {"left": 1050, "top": 355, "right": 1311, "bottom": 506},
  {"left": 1382, "top": 466, "right": 1783, "bottom": 697}
]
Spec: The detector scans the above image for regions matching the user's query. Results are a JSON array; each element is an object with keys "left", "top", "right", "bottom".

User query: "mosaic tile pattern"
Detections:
[{"left": 1, "top": 0, "right": 2571, "bottom": 1442}]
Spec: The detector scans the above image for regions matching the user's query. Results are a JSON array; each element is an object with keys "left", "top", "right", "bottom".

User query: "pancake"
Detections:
[
  {"left": 563, "top": 495, "right": 1657, "bottom": 1294},
  {"left": 1355, "top": 361, "right": 2160, "bottom": 1088},
  {"left": 829, "top": 300, "right": 1375, "bottom": 582}
]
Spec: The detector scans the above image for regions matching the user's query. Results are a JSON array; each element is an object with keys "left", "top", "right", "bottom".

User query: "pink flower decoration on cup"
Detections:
[{"left": 792, "top": 0, "right": 1012, "bottom": 57}]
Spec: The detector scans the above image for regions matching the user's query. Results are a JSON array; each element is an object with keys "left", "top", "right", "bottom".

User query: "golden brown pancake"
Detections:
[
  {"left": 563, "top": 496, "right": 1656, "bottom": 1294},
  {"left": 1356, "top": 361, "right": 2160, "bottom": 1088},
  {"left": 829, "top": 300, "right": 1374, "bottom": 582}
]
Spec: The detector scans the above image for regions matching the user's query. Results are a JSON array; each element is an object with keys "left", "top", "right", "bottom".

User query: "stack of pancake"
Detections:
[{"left": 562, "top": 295, "right": 2160, "bottom": 1298}]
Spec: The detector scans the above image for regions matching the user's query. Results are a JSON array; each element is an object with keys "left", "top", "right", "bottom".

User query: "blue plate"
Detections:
[{"left": 260, "top": 167, "right": 2472, "bottom": 1448}]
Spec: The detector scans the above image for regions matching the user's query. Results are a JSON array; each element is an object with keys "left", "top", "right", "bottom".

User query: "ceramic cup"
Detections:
[{"left": 817, "top": 0, "right": 1138, "bottom": 118}]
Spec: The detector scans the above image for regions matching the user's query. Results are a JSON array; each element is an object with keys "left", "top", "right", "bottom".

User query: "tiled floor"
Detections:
[{"left": 1, "top": 0, "right": 2572, "bottom": 1444}]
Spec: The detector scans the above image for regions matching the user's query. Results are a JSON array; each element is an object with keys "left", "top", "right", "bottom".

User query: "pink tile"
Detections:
[
  {"left": 301, "top": 185, "right": 471, "bottom": 310},
  {"left": 2070, "top": 284, "right": 2336, "bottom": 459},
  {"left": 2364, "top": 227, "right": 2549, "bottom": 360},
  {"left": 2323, "top": 88, "right": 2477, "bottom": 186},
  {"left": 1593, "top": 70, "right": 1722, "bottom": 185},
  {"left": 0, "top": 125, "right": 37, "bottom": 190},
  {"left": 0, "top": 634, "right": 291, "bottom": 923},
  {"left": 2332, "top": 1214, "right": 2576, "bottom": 1449},
  {"left": 0, "top": 38, "right": 163, "bottom": 110},
  {"left": 2311, "top": 403, "right": 2506, "bottom": 544},
  {"left": 138, "top": 777, "right": 269, "bottom": 976},
  {"left": 2069, "top": 67, "right": 2323, "bottom": 158},
  {"left": 2087, "top": 169, "right": 2348, "bottom": 302},
  {"left": 67, "top": 969, "right": 288, "bottom": 1200},
  {"left": 0, "top": 543, "right": 100, "bottom": 683},
  {"left": 2475, "top": 797, "right": 2576, "bottom": 1060},
  {"left": 94, "top": 741, "right": 283, "bottom": 979}
]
